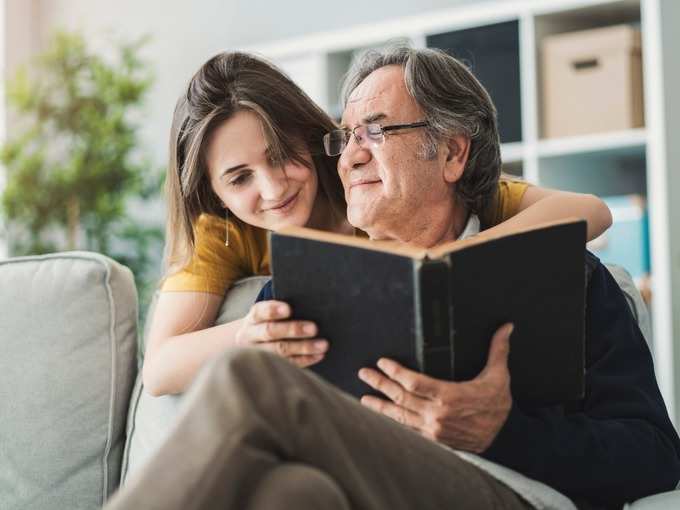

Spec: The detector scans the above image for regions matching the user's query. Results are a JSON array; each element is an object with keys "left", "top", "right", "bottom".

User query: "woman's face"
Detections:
[{"left": 206, "top": 110, "right": 318, "bottom": 231}]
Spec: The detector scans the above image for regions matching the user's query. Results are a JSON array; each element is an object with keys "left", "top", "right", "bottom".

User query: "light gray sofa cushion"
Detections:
[
  {"left": 0, "top": 252, "right": 138, "bottom": 510},
  {"left": 605, "top": 264, "right": 652, "bottom": 347},
  {"left": 626, "top": 490, "right": 680, "bottom": 509},
  {"left": 121, "top": 275, "right": 268, "bottom": 482}
]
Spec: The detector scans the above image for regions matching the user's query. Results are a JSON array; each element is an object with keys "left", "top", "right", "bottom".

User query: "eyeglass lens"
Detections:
[{"left": 323, "top": 124, "right": 384, "bottom": 156}]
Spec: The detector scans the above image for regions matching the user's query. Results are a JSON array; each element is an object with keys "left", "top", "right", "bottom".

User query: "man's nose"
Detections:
[
  {"left": 259, "top": 166, "right": 288, "bottom": 200},
  {"left": 338, "top": 136, "right": 372, "bottom": 173}
]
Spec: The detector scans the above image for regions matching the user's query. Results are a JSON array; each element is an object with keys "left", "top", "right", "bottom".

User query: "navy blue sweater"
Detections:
[
  {"left": 256, "top": 255, "right": 680, "bottom": 508},
  {"left": 256, "top": 280, "right": 273, "bottom": 301}
]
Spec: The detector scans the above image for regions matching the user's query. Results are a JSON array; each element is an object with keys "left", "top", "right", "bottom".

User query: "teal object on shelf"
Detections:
[{"left": 587, "top": 195, "right": 650, "bottom": 281}]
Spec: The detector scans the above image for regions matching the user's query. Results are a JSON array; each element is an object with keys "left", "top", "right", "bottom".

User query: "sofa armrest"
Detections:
[
  {"left": 121, "top": 276, "right": 268, "bottom": 482},
  {"left": 0, "top": 252, "right": 138, "bottom": 509}
]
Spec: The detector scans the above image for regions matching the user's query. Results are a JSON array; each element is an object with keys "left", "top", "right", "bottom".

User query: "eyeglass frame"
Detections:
[{"left": 323, "top": 120, "right": 429, "bottom": 156}]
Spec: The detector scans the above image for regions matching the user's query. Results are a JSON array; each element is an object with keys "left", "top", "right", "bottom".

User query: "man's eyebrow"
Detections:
[
  {"left": 340, "top": 112, "right": 387, "bottom": 129},
  {"left": 363, "top": 112, "right": 387, "bottom": 124}
]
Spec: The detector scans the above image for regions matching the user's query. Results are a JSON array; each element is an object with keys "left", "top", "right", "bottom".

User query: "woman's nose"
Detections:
[{"left": 259, "top": 166, "right": 288, "bottom": 201}]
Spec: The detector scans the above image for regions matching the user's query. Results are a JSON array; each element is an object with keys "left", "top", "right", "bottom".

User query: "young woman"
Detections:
[{"left": 142, "top": 52, "right": 612, "bottom": 396}]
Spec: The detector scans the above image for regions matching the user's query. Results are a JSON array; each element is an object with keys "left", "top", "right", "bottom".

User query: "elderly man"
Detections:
[{"left": 107, "top": 47, "right": 680, "bottom": 510}]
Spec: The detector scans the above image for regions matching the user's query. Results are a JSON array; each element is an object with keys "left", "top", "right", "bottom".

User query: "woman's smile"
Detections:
[{"left": 264, "top": 190, "right": 301, "bottom": 216}]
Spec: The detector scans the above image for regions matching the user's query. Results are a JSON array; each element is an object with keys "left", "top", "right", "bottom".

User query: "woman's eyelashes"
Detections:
[
  {"left": 227, "top": 170, "right": 253, "bottom": 187},
  {"left": 224, "top": 155, "right": 293, "bottom": 188}
]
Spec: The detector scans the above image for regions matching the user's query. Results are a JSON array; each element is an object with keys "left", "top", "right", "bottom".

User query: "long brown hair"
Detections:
[{"left": 164, "top": 52, "right": 346, "bottom": 276}]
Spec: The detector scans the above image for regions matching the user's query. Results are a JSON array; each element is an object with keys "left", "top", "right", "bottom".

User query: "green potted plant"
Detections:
[{"left": 1, "top": 31, "right": 164, "bottom": 314}]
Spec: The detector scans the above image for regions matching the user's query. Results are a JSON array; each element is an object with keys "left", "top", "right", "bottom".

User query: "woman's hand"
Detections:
[{"left": 235, "top": 300, "right": 328, "bottom": 367}]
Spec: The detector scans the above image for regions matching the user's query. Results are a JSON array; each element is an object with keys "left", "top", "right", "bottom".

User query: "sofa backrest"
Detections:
[
  {"left": 0, "top": 252, "right": 138, "bottom": 510},
  {"left": 120, "top": 276, "right": 268, "bottom": 483}
]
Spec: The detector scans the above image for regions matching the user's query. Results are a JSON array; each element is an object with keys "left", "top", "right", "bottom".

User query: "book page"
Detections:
[
  {"left": 274, "top": 226, "right": 428, "bottom": 259},
  {"left": 426, "top": 217, "right": 584, "bottom": 260}
]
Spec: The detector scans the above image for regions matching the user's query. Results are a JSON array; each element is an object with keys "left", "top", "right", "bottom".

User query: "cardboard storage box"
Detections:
[{"left": 542, "top": 24, "right": 644, "bottom": 138}]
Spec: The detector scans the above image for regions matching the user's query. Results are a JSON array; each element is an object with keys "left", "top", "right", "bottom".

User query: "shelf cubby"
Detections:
[{"left": 426, "top": 20, "right": 522, "bottom": 144}]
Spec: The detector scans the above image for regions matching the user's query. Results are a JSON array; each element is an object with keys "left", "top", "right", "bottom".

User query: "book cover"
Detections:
[{"left": 270, "top": 219, "right": 586, "bottom": 405}]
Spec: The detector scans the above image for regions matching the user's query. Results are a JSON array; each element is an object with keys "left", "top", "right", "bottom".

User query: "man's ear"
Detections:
[{"left": 443, "top": 135, "right": 471, "bottom": 184}]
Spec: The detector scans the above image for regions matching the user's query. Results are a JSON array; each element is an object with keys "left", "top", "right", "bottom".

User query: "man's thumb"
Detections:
[{"left": 485, "top": 323, "right": 513, "bottom": 371}]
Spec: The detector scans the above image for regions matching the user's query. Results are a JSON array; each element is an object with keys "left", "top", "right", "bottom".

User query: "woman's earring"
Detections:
[{"left": 224, "top": 208, "right": 230, "bottom": 247}]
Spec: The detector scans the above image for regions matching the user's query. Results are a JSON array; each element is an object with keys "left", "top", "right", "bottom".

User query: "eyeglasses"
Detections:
[{"left": 323, "top": 121, "right": 428, "bottom": 156}]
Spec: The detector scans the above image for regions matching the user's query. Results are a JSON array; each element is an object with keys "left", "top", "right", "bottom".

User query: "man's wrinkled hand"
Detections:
[{"left": 358, "top": 323, "right": 514, "bottom": 453}]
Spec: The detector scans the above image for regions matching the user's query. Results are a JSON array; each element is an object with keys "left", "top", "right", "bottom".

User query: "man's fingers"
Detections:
[
  {"left": 375, "top": 358, "right": 441, "bottom": 400},
  {"left": 480, "top": 323, "right": 513, "bottom": 378},
  {"left": 258, "top": 339, "right": 329, "bottom": 358},
  {"left": 249, "top": 319, "right": 318, "bottom": 342},
  {"left": 358, "top": 367, "right": 428, "bottom": 413},
  {"left": 360, "top": 395, "right": 424, "bottom": 430},
  {"left": 247, "top": 301, "right": 292, "bottom": 324}
]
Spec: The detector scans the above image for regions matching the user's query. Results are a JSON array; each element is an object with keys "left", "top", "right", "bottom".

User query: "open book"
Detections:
[{"left": 270, "top": 219, "right": 587, "bottom": 405}]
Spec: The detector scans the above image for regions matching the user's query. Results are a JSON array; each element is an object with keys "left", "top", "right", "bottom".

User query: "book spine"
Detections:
[{"left": 413, "top": 260, "right": 453, "bottom": 380}]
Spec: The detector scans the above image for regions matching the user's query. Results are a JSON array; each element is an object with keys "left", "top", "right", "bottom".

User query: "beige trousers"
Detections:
[{"left": 106, "top": 349, "right": 532, "bottom": 510}]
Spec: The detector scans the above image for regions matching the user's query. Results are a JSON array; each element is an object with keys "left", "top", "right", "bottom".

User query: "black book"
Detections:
[{"left": 270, "top": 219, "right": 586, "bottom": 405}]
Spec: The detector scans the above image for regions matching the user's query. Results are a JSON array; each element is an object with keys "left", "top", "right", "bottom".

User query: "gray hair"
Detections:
[{"left": 341, "top": 45, "right": 501, "bottom": 216}]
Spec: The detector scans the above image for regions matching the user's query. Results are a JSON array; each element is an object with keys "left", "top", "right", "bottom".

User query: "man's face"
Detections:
[{"left": 338, "top": 65, "right": 458, "bottom": 242}]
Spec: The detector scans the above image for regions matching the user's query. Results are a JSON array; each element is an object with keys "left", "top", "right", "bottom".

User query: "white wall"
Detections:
[
  {"left": 0, "top": 0, "right": 485, "bottom": 252},
  {"left": 0, "top": 0, "right": 41, "bottom": 257},
  {"left": 0, "top": 0, "right": 5, "bottom": 259},
  {"left": 31, "top": 0, "right": 485, "bottom": 176},
  {"left": 0, "top": 0, "right": 487, "bottom": 253}
]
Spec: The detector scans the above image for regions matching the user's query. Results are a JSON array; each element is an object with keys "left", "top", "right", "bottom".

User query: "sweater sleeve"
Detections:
[
  {"left": 479, "top": 179, "right": 530, "bottom": 229},
  {"left": 256, "top": 280, "right": 274, "bottom": 302},
  {"left": 482, "top": 259, "right": 680, "bottom": 508},
  {"left": 161, "top": 214, "right": 270, "bottom": 295}
]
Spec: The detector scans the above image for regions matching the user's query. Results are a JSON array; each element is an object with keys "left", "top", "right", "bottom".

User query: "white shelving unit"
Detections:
[{"left": 247, "top": 0, "right": 680, "bottom": 424}]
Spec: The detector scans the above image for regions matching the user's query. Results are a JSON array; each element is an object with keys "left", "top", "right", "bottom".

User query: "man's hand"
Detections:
[
  {"left": 358, "top": 323, "right": 514, "bottom": 453},
  {"left": 235, "top": 300, "right": 329, "bottom": 368}
]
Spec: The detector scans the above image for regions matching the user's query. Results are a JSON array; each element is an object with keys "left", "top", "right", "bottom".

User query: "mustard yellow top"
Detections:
[{"left": 162, "top": 179, "right": 530, "bottom": 295}]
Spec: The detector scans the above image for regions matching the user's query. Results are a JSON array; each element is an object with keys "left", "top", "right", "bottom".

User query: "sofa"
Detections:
[{"left": 0, "top": 251, "right": 677, "bottom": 509}]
